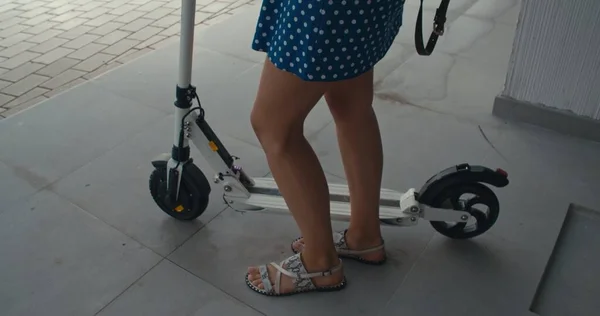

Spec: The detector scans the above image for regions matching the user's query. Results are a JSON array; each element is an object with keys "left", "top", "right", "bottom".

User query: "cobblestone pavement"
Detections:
[{"left": 0, "top": 0, "right": 254, "bottom": 118}]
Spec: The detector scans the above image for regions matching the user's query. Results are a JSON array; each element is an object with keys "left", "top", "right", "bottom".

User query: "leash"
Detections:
[{"left": 415, "top": 0, "right": 451, "bottom": 56}]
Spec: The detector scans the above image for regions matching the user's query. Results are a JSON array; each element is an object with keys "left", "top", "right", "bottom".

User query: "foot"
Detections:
[
  {"left": 291, "top": 229, "right": 387, "bottom": 264},
  {"left": 246, "top": 253, "right": 346, "bottom": 296}
]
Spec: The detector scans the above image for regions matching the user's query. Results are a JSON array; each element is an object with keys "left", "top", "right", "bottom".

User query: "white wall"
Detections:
[{"left": 502, "top": 0, "right": 600, "bottom": 120}]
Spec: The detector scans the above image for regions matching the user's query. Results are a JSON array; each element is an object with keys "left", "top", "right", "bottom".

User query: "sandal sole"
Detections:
[
  {"left": 290, "top": 237, "right": 387, "bottom": 266},
  {"left": 245, "top": 273, "right": 347, "bottom": 297}
]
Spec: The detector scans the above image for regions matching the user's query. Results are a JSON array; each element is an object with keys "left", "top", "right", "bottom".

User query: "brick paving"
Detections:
[{"left": 0, "top": 0, "right": 254, "bottom": 118}]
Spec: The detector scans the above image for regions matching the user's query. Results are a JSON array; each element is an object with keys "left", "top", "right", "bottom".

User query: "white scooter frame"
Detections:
[{"left": 149, "top": 0, "right": 509, "bottom": 239}]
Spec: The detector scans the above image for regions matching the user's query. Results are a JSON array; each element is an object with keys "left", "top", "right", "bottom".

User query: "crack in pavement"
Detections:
[{"left": 478, "top": 124, "right": 509, "bottom": 162}]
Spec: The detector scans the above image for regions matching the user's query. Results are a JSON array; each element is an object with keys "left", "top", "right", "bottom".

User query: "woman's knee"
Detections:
[
  {"left": 250, "top": 106, "right": 302, "bottom": 155},
  {"left": 250, "top": 105, "right": 271, "bottom": 143},
  {"left": 249, "top": 59, "right": 327, "bottom": 154}
]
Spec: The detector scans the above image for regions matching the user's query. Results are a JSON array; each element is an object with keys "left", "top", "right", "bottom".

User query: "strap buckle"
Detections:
[
  {"left": 433, "top": 11, "right": 446, "bottom": 36},
  {"left": 433, "top": 23, "right": 445, "bottom": 36}
]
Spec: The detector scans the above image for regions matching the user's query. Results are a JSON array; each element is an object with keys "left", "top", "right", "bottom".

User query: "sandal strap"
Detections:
[
  {"left": 333, "top": 230, "right": 385, "bottom": 256},
  {"left": 258, "top": 264, "right": 274, "bottom": 293},
  {"left": 274, "top": 264, "right": 282, "bottom": 294},
  {"left": 271, "top": 260, "right": 343, "bottom": 279},
  {"left": 268, "top": 253, "right": 342, "bottom": 293},
  {"left": 337, "top": 243, "right": 385, "bottom": 256}
]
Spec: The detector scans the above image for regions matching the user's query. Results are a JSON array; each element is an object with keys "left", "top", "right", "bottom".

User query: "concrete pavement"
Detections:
[{"left": 2, "top": 1, "right": 600, "bottom": 315}]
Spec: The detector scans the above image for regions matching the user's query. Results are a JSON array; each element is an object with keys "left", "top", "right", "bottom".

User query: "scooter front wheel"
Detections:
[
  {"left": 149, "top": 161, "right": 211, "bottom": 221},
  {"left": 428, "top": 182, "right": 500, "bottom": 239}
]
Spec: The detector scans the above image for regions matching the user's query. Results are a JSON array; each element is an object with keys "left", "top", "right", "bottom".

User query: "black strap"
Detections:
[{"left": 415, "top": 0, "right": 450, "bottom": 56}]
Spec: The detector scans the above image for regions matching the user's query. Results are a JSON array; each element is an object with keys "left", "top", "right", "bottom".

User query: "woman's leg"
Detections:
[
  {"left": 247, "top": 59, "right": 344, "bottom": 293},
  {"left": 292, "top": 70, "right": 386, "bottom": 263},
  {"left": 326, "top": 70, "right": 385, "bottom": 262}
]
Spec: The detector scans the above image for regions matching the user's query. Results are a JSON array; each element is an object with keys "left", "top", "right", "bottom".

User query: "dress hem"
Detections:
[{"left": 251, "top": 47, "right": 379, "bottom": 83}]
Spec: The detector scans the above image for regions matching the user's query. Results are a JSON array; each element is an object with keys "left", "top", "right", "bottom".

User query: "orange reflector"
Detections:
[
  {"left": 208, "top": 141, "right": 218, "bottom": 151},
  {"left": 174, "top": 205, "right": 184, "bottom": 212}
]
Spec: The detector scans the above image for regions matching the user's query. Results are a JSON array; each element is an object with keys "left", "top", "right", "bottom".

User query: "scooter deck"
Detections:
[{"left": 242, "top": 177, "right": 418, "bottom": 220}]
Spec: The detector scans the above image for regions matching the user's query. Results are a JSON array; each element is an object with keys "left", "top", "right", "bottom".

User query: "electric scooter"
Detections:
[{"left": 149, "top": 0, "right": 509, "bottom": 240}]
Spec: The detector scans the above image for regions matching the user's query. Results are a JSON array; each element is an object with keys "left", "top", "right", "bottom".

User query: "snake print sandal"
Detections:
[
  {"left": 245, "top": 253, "right": 347, "bottom": 296},
  {"left": 291, "top": 229, "right": 387, "bottom": 265}
]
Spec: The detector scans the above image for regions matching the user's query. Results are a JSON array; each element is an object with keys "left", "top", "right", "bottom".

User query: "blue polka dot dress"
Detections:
[{"left": 251, "top": 0, "right": 405, "bottom": 82}]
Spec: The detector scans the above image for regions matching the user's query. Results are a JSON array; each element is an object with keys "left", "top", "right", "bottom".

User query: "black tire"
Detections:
[
  {"left": 429, "top": 182, "right": 499, "bottom": 239},
  {"left": 149, "top": 161, "right": 211, "bottom": 221}
]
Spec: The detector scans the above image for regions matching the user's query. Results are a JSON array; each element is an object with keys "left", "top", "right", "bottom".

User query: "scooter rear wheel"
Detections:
[
  {"left": 429, "top": 182, "right": 499, "bottom": 239},
  {"left": 149, "top": 161, "right": 211, "bottom": 221}
]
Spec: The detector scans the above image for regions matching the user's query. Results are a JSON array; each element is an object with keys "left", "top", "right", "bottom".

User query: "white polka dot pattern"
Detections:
[{"left": 251, "top": 0, "right": 404, "bottom": 82}]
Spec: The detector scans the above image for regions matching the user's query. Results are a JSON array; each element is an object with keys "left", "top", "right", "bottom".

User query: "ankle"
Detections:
[
  {"left": 301, "top": 247, "right": 340, "bottom": 272},
  {"left": 345, "top": 227, "right": 383, "bottom": 248}
]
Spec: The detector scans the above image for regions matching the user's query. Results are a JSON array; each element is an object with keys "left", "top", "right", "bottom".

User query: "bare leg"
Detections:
[
  {"left": 247, "top": 60, "right": 344, "bottom": 293},
  {"left": 327, "top": 70, "right": 385, "bottom": 261},
  {"left": 292, "top": 70, "right": 386, "bottom": 262}
]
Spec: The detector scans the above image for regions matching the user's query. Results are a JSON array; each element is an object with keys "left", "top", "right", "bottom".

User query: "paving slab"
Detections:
[
  {"left": 89, "top": 44, "right": 258, "bottom": 114},
  {"left": 0, "top": 81, "right": 165, "bottom": 188},
  {"left": 96, "top": 259, "right": 264, "bottom": 316},
  {"left": 0, "top": 159, "right": 38, "bottom": 210},
  {"left": 530, "top": 204, "right": 600, "bottom": 316},
  {"left": 193, "top": 3, "right": 266, "bottom": 64},
  {"left": 0, "top": 189, "right": 161, "bottom": 316}
]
